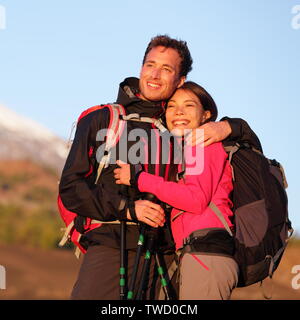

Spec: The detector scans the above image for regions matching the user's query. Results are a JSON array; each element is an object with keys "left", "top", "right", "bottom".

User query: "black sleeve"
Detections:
[
  {"left": 221, "top": 117, "right": 263, "bottom": 152},
  {"left": 59, "top": 109, "right": 127, "bottom": 221}
]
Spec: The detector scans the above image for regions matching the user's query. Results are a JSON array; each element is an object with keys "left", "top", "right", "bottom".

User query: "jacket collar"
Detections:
[{"left": 116, "top": 77, "right": 165, "bottom": 119}]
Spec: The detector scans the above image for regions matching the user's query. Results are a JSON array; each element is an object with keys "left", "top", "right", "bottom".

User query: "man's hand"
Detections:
[
  {"left": 186, "top": 120, "right": 232, "bottom": 147},
  {"left": 127, "top": 200, "right": 165, "bottom": 228},
  {"left": 114, "top": 160, "right": 131, "bottom": 186}
]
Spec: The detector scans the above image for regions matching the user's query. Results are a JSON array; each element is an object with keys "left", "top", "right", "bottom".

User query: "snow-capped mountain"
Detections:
[{"left": 0, "top": 104, "right": 69, "bottom": 173}]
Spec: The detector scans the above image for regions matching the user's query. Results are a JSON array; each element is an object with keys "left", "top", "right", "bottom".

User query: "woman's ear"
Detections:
[{"left": 177, "top": 76, "right": 186, "bottom": 88}]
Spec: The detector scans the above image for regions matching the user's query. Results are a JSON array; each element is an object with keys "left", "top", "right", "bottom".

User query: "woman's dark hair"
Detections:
[
  {"left": 179, "top": 81, "right": 218, "bottom": 121},
  {"left": 143, "top": 34, "right": 193, "bottom": 78}
]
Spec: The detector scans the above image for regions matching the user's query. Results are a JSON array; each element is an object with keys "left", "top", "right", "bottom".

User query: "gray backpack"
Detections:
[{"left": 210, "top": 141, "right": 293, "bottom": 288}]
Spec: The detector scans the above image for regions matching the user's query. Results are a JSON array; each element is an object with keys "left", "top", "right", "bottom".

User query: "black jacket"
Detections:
[
  {"left": 59, "top": 77, "right": 174, "bottom": 250},
  {"left": 59, "top": 78, "right": 168, "bottom": 220}
]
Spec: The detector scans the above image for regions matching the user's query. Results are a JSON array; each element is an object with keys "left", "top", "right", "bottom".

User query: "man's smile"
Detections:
[{"left": 147, "top": 81, "right": 162, "bottom": 89}]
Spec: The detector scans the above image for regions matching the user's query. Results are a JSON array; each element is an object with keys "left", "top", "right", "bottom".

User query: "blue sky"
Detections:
[{"left": 0, "top": 0, "right": 300, "bottom": 233}]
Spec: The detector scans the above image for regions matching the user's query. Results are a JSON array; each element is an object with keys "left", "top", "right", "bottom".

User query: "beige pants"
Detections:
[{"left": 179, "top": 253, "right": 239, "bottom": 300}]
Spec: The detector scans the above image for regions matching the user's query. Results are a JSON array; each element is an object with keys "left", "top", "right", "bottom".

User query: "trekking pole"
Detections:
[
  {"left": 136, "top": 227, "right": 157, "bottom": 300},
  {"left": 155, "top": 253, "right": 171, "bottom": 300},
  {"left": 119, "top": 185, "right": 129, "bottom": 300},
  {"left": 135, "top": 192, "right": 165, "bottom": 300},
  {"left": 120, "top": 219, "right": 126, "bottom": 300},
  {"left": 127, "top": 223, "right": 146, "bottom": 300}
]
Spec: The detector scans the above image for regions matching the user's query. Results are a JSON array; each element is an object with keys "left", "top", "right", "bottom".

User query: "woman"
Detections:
[{"left": 114, "top": 81, "right": 239, "bottom": 300}]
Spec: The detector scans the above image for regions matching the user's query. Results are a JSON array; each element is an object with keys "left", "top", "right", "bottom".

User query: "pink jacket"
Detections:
[{"left": 137, "top": 142, "right": 234, "bottom": 250}]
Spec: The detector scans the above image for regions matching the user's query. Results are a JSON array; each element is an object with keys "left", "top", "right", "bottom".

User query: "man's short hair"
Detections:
[{"left": 142, "top": 34, "right": 193, "bottom": 78}]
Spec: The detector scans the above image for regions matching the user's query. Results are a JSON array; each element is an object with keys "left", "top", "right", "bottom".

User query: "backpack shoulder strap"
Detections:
[
  {"left": 223, "top": 144, "right": 240, "bottom": 181},
  {"left": 95, "top": 103, "right": 126, "bottom": 183},
  {"left": 209, "top": 202, "right": 233, "bottom": 236}
]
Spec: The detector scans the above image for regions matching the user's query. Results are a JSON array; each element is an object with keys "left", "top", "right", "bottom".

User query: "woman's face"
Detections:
[{"left": 166, "top": 88, "right": 211, "bottom": 136}]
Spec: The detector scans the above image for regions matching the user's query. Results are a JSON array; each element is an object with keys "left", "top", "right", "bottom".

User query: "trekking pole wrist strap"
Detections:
[{"left": 129, "top": 164, "right": 143, "bottom": 189}]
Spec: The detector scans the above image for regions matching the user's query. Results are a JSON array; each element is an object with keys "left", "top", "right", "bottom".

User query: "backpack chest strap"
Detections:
[{"left": 121, "top": 114, "right": 167, "bottom": 133}]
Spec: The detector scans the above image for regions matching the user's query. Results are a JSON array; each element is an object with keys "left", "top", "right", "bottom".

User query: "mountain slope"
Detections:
[{"left": 0, "top": 104, "right": 68, "bottom": 172}]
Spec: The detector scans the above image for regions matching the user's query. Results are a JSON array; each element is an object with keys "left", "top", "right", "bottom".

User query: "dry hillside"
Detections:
[
  {"left": 0, "top": 243, "right": 299, "bottom": 300},
  {"left": 0, "top": 160, "right": 299, "bottom": 300},
  {"left": 0, "top": 160, "right": 63, "bottom": 248}
]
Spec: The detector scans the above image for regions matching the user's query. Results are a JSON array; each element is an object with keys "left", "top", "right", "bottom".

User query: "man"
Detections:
[
  {"left": 59, "top": 35, "right": 193, "bottom": 299},
  {"left": 59, "top": 34, "right": 257, "bottom": 300}
]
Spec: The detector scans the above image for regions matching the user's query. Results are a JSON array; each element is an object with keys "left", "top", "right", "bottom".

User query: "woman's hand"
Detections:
[
  {"left": 128, "top": 200, "right": 165, "bottom": 228},
  {"left": 114, "top": 160, "right": 131, "bottom": 186}
]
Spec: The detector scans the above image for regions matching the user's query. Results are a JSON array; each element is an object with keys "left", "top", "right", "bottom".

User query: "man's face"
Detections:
[{"left": 139, "top": 46, "right": 186, "bottom": 102}]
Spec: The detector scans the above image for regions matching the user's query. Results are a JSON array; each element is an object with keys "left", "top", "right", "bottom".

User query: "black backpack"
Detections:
[{"left": 210, "top": 140, "right": 293, "bottom": 288}]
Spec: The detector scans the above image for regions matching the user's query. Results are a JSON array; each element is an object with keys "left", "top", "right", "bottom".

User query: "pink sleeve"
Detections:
[{"left": 137, "top": 143, "right": 227, "bottom": 214}]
